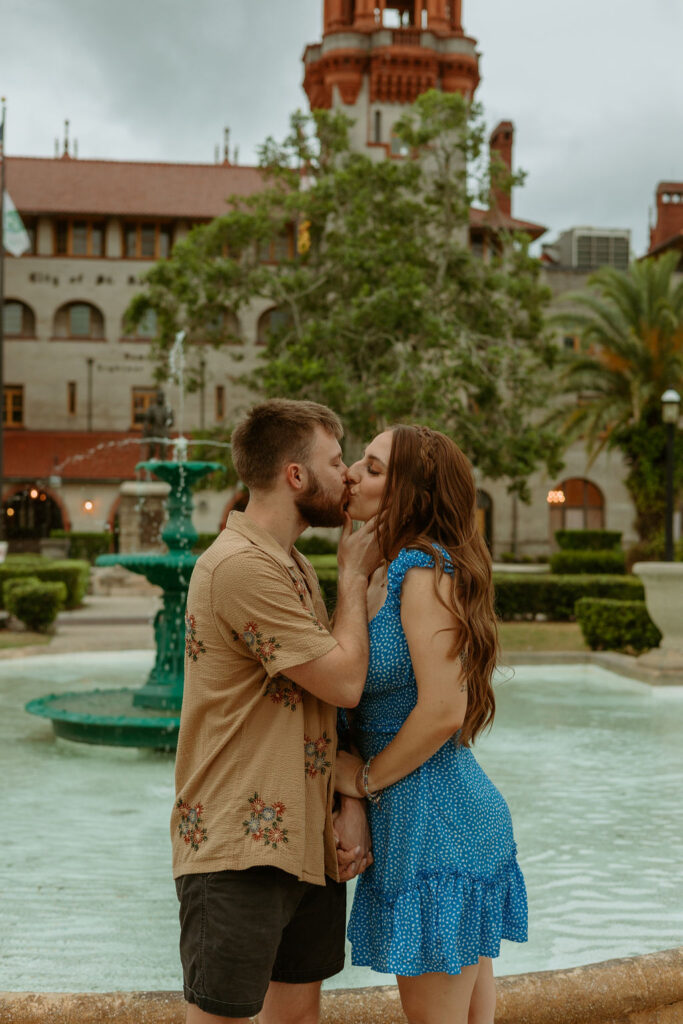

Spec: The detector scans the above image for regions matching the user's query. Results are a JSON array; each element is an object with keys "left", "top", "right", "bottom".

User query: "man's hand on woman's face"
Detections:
[
  {"left": 337, "top": 515, "right": 381, "bottom": 580},
  {"left": 333, "top": 795, "right": 373, "bottom": 882}
]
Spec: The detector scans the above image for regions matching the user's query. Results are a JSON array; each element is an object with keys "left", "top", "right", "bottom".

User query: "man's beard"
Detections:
[{"left": 295, "top": 468, "right": 346, "bottom": 528}]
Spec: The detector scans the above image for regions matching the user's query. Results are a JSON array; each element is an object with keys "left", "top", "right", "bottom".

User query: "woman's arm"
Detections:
[{"left": 334, "top": 566, "right": 467, "bottom": 797}]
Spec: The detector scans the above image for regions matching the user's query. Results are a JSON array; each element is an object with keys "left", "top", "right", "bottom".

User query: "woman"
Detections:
[{"left": 335, "top": 425, "right": 527, "bottom": 1024}]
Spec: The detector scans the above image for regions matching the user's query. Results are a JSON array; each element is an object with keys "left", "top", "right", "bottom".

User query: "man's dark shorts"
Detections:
[{"left": 176, "top": 866, "right": 346, "bottom": 1018}]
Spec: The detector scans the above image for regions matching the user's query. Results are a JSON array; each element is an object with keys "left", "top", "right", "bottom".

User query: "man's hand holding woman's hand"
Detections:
[{"left": 334, "top": 794, "right": 373, "bottom": 882}]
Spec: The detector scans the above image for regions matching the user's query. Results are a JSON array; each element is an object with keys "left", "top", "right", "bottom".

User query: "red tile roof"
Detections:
[
  {"left": 6, "top": 156, "right": 266, "bottom": 218},
  {"left": 469, "top": 206, "right": 547, "bottom": 241},
  {"left": 4, "top": 431, "right": 159, "bottom": 482},
  {"left": 6, "top": 155, "right": 546, "bottom": 243}
]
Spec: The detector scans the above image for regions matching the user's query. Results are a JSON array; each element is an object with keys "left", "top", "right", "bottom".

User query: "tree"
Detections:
[
  {"left": 556, "top": 252, "right": 683, "bottom": 543},
  {"left": 126, "top": 92, "right": 564, "bottom": 500}
]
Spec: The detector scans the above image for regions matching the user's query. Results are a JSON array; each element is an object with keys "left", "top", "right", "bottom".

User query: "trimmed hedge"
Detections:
[
  {"left": 549, "top": 549, "right": 626, "bottom": 575},
  {"left": 555, "top": 529, "right": 622, "bottom": 551},
  {"left": 0, "top": 560, "right": 89, "bottom": 610},
  {"left": 296, "top": 535, "right": 338, "bottom": 556},
  {"left": 316, "top": 570, "right": 339, "bottom": 617},
  {"left": 3, "top": 575, "right": 42, "bottom": 605},
  {"left": 575, "top": 597, "right": 661, "bottom": 654},
  {"left": 493, "top": 573, "right": 644, "bottom": 621},
  {"left": 312, "top": 569, "right": 645, "bottom": 622},
  {"left": 50, "top": 530, "right": 113, "bottom": 563},
  {"left": 4, "top": 578, "right": 67, "bottom": 632},
  {"left": 193, "top": 533, "right": 219, "bottom": 554}
]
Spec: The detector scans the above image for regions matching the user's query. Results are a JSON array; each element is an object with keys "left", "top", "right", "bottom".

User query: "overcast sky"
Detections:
[{"left": 2, "top": 0, "right": 681, "bottom": 255}]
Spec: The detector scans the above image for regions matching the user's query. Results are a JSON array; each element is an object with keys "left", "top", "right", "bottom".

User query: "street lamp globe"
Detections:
[{"left": 661, "top": 389, "right": 681, "bottom": 424}]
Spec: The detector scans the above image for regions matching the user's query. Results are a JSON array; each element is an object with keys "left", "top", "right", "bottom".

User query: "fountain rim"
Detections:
[{"left": 25, "top": 689, "right": 179, "bottom": 728}]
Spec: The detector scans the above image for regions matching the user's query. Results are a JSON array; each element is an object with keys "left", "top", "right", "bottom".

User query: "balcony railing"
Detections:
[{"left": 392, "top": 28, "right": 421, "bottom": 46}]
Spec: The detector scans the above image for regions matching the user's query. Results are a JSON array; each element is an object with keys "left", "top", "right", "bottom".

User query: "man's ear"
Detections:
[{"left": 284, "top": 462, "right": 305, "bottom": 492}]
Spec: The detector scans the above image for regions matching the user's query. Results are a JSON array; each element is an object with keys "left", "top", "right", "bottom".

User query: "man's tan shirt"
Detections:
[{"left": 172, "top": 511, "right": 339, "bottom": 886}]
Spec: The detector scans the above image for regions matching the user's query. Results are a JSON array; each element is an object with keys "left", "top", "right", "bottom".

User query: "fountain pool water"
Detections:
[{"left": 2, "top": 658, "right": 682, "bottom": 992}]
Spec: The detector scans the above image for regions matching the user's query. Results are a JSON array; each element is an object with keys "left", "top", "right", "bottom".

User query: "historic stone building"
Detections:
[
  {"left": 2, "top": 0, "right": 676, "bottom": 555},
  {"left": 1, "top": 154, "right": 274, "bottom": 543}
]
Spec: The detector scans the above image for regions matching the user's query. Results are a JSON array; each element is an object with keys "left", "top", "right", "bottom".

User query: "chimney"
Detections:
[{"left": 489, "top": 120, "right": 514, "bottom": 219}]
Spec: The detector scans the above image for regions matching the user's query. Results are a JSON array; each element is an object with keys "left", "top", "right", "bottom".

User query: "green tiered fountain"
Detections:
[{"left": 25, "top": 454, "right": 220, "bottom": 750}]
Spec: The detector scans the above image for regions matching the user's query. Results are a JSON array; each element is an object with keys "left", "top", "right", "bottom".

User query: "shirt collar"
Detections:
[{"left": 226, "top": 510, "right": 297, "bottom": 568}]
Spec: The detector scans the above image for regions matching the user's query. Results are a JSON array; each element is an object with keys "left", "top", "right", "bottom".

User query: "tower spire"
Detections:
[{"left": 303, "top": 0, "right": 479, "bottom": 159}]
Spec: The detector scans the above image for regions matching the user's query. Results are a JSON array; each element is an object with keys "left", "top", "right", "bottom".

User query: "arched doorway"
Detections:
[
  {"left": 548, "top": 478, "right": 605, "bottom": 534},
  {"left": 476, "top": 490, "right": 493, "bottom": 551},
  {"left": 3, "top": 486, "right": 65, "bottom": 553}
]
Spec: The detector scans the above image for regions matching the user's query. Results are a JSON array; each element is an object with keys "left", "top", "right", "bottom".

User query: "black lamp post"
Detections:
[{"left": 662, "top": 388, "right": 681, "bottom": 561}]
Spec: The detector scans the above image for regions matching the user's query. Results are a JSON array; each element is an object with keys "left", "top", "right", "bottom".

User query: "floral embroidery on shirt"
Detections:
[
  {"left": 287, "top": 567, "right": 308, "bottom": 604},
  {"left": 309, "top": 612, "right": 325, "bottom": 632},
  {"left": 184, "top": 613, "right": 206, "bottom": 661},
  {"left": 265, "top": 676, "right": 303, "bottom": 711},
  {"left": 243, "top": 792, "right": 289, "bottom": 849},
  {"left": 177, "top": 798, "right": 208, "bottom": 851},
  {"left": 231, "top": 621, "right": 281, "bottom": 664},
  {"left": 304, "top": 732, "right": 332, "bottom": 778}
]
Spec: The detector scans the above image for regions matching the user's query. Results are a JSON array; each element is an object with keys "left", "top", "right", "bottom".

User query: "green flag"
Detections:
[{"left": 3, "top": 190, "right": 31, "bottom": 257}]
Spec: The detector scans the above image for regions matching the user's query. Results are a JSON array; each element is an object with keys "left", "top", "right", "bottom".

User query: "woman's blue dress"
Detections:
[{"left": 347, "top": 547, "right": 528, "bottom": 976}]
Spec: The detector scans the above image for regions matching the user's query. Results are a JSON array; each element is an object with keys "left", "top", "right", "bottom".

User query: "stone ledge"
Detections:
[
  {"left": 505, "top": 649, "right": 683, "bottom": 685},
  {"left": 1, "top": 947, "right": 681, "bottom": 1024}
]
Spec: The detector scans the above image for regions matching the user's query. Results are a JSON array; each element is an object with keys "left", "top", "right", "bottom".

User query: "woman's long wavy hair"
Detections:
[{"left": 375, "top": 425, "right": 498, "bottom": 746}]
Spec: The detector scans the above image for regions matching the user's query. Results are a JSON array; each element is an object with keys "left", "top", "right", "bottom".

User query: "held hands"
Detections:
[
  {"left": 337, "top": 515, "right": 381, "bottom": 581},
  {"left": 334, "top": 795, "right": 374, "bottom": 882}
]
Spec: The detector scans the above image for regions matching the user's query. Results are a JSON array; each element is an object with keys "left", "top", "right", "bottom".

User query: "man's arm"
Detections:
[{"left": 285, "top": 515, "right": 379, "bottom": 708}]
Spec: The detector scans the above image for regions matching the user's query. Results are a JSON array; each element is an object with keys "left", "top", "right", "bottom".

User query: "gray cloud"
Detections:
[{"left": 2, "top": 0, "right": 680, "bottom": 253}]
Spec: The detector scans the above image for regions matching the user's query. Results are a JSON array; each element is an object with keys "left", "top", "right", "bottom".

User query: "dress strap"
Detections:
[{"left": 386, "top": 545, "right": 454, "bottom": 593}]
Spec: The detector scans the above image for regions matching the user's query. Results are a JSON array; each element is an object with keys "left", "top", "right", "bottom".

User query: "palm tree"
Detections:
[{"left": 557, "top": 252, "right": 683, "bottom": 544}]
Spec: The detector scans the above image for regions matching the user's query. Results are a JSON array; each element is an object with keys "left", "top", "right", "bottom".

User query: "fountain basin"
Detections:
[
  {"left": 3, "top": 946, "right": 683, "bottom": 1024},
  {"left": 8, "top": 655, "right": 683, "bottom": 991},
  {"left": 24, "top": 688, "right": 179, "bottom": 749}
]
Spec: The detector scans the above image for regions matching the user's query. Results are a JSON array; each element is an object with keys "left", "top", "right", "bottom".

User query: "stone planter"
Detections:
[
  {"left": 633, "top": 561, "right": 683, "bottom": 680},
  {"left": 117, "top": 480, "right": 170, "bottom": 554},
  {"left": 38, "top": 537, "right": 71, "bottom": 559}
]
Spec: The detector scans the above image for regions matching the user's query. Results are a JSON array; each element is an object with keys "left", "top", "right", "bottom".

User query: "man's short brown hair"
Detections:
[{"left": 231, "top": 399, "right": 343, "bottom": 490}]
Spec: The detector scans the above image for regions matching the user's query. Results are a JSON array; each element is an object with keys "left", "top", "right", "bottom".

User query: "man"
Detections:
[{"left": 173, "top": 399, "right": 378, "bottom": 1024}]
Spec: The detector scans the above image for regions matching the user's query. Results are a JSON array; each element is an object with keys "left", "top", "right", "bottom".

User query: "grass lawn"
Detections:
[
  {"left": 498, "top": 621, "right": 588, "bottom": 652},
  {"left": 0, "top": 630, "right": 51, "bottom": 649},
  {"left": 307, "top": 554, "right": 338, "bottom": 570}
]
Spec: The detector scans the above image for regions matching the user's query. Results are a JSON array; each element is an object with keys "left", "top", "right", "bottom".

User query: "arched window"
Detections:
[
  {"left": 256, "top": 307, "right": 292, "bottom": 346},
  {"left": 202, "top": 309, "right": 242, "bottom": 346},
  {"left": 548, "top": 477, "right": 605, "bottom": 532},
  {"left": 131, "top": 309, "right": 157, "bottom": 339},
  {"left": 53, "top": 302, "right": 105, "bottom": 340},
  {"left": 3, "top": 300, "right": 36, "bottom": 338},
  {"left": 476, "top": 490, "right": 493, "bottom": 551}
]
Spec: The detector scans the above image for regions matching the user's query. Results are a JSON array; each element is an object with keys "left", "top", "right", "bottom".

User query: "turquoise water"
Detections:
[{"left": 1, "top": 654, "right": 682, "bottom": 992}]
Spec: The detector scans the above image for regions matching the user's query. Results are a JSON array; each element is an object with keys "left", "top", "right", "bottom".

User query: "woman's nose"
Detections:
[{"left": 345, "top": 461, "right": 361, "bottom": 484}]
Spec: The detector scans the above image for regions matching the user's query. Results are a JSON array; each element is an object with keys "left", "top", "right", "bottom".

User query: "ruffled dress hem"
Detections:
[{"left": 348, "top": 855, "right": 528, "bottom": 976}]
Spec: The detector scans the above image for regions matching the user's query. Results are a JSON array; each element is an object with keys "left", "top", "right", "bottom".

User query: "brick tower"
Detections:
[{"left": 303, "top": 1, "right": 480, "bottom": 160}]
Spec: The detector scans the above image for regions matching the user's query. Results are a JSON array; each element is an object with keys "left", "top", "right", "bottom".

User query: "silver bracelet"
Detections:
[{"left": 361, "top": 759, "right": 381, "bottom": 806}]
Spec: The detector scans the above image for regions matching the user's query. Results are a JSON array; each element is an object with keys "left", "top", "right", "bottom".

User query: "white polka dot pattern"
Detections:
[{"left": 347, "top": 546, "right": 528, "bottom": 976}]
